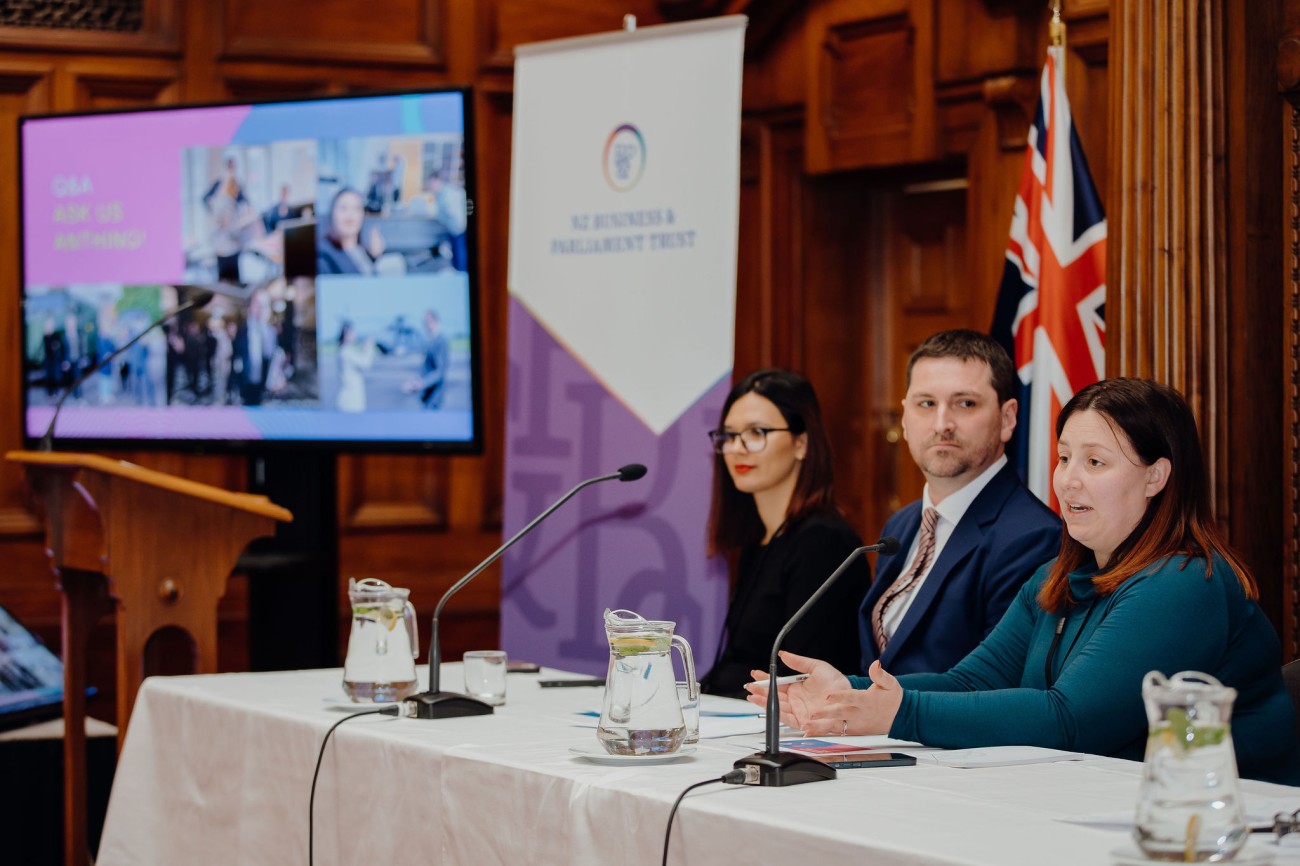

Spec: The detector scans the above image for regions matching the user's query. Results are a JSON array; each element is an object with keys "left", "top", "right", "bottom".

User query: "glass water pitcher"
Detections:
[
  {"left": 1134, "top": 670, "right": 1246, "bottom": 862},
  {"left": 597, "top": 608, "right": 698, "bottom": 756},
  {"left": 342, "top": 578, "right": 419, "bottom": 702}
]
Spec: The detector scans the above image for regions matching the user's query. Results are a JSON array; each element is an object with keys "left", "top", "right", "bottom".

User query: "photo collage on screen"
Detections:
[{"left": 23, "top": 125, "right": 472, "bottom": 427}]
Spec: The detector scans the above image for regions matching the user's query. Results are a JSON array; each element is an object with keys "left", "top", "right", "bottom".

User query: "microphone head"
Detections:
[
  {"left": 616, "top": 463, "right": 648, "bottom": 482},
  {"left": 187, "top": 289, "right": 216, "bottom": 309},
  {"left": 876, "top": 536, "right": 902, "bottom": 556}
]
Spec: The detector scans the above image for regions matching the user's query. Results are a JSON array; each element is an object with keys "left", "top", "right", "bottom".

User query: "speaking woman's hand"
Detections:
[
  {"left": 804, "top": 661, "right": 904, "bottom": 737},
  {"left": 744, "top": 651, "right": 850, "bottom": 731}
]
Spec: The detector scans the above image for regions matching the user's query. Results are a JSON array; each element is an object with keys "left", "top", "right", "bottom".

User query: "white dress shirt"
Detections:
[{"left": 879, "top": 454, "right": 1009, "bottom": 640}]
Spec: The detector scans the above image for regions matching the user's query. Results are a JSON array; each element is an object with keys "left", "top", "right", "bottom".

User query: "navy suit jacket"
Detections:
[{"left": 858, "top": 461, "right": 1060, "bottom": 676}]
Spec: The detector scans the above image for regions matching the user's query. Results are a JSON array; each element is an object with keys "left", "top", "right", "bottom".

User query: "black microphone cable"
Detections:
[
  {"left": 661, "top": 767, "right": 756, "bottom": 865},
  {"left": 308, "top": 705, "right": 400, "bottom": 866}
]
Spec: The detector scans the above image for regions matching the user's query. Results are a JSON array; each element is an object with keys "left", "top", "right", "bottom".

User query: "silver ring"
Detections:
[{"left": 840, "top": 719, "right": 849, "bottom": 737}]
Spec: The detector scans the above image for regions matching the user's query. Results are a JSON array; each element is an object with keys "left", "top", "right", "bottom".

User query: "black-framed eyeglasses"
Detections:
[
  {"left": 1260, "top": 807, "right": 1300, "bottom": 838},
  {"left": 707, "top": 426, "right": 791, "bottom": 454}
]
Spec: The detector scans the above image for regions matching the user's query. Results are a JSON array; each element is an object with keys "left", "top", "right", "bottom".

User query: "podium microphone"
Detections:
[
  {"left": 403, "top": 463, "right": 648, "bottom": 719},
  {"left": 734, "top": 535, "right": 901, "bottom": 786},
  {"left": 38, "top": 287, "right": 216, "bottom": 451}
]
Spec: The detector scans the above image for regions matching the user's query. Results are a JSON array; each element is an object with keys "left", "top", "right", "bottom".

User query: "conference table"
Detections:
[{"left": 97, "top": 665, "right": 1300, "bottom": 865}]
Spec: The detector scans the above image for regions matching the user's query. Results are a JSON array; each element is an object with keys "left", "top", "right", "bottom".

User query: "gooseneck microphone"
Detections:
[
  {"left": 734, "top": 535, "right": 901, "bottom": 786},
  {"left": 39, "top": 288, "right": 216, "bottom": 452},
  {"left": 404, "top": 463, "right": 648, "bottom": 719}
]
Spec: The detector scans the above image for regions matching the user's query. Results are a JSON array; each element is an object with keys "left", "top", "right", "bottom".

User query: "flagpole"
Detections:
[{"left": 1050, "top": 0, "right": 1066, "bottom": 57}]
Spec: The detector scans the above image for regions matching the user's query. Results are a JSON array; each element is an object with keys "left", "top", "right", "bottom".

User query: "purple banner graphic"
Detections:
[{"left": 501, "top": 298, "right": 729, "bottom": 676}]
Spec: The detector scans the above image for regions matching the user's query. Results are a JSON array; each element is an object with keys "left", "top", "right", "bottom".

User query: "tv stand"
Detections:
[{"left": 241, "top": 451, "right": 339, "bottom": 670}]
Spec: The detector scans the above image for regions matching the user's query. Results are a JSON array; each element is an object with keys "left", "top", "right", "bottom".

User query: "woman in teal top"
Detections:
[{"left": 749, "top": 378, "right": 1300, "bottom": 785}]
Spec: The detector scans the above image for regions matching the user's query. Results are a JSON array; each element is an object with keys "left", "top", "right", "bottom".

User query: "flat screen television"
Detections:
[{"left": 19, "top": 88, "right": 482, "bottom": 452}]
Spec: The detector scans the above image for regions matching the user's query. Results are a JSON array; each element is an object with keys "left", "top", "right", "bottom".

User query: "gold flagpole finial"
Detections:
[{"left": 1049, "top": 0, "right": 1066, "bottom": 50}]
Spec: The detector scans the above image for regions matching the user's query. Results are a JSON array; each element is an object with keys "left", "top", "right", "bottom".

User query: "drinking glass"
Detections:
[
  {"left": 463, "top": 650, "right": 508, "bottom": 706},
  {"left": 677, "top": 681, "right": 700, "bottom": 744}
]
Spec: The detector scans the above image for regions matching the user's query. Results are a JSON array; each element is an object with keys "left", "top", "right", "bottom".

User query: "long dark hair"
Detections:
[
  {"left": 1038, "top": 378, "right": 1256, "bottom": 611},
  {"left": 324, "top": 187, "right": 363, "bottom": 248},
  {"left": 707, "top": 369, "right": 838, "bottom": 555}
]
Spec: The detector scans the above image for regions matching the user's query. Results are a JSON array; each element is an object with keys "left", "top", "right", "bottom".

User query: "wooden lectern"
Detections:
[{"left": 6, "top": 450, "right": 293, "bottom": 866}]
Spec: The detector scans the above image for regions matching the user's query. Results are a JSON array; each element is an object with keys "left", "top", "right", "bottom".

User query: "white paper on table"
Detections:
[
  {"left": 731, "top": 735, "right": 932, "bottom": 752},
  {"left": 727, "top": 741, "right": 1084, "bottom": 769},
  {"left": 912, "top": 746, "right": 1086, "bottom": 768}
]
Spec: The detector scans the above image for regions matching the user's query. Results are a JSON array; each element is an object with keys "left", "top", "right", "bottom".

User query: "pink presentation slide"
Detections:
[{"left": 22, "top": 106, "right": 248, "bottom": 286}]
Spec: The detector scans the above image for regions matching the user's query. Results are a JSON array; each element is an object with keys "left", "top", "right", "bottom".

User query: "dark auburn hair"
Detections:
[
  {"left": 906, "top": 329, "right": 1017, "bottom": 405},
  {"left": 1037, "top": 377, "right": 1256, "bottom": 611},
  {"left": 707, "top": 369, "right": 838, "bottom": 555}
]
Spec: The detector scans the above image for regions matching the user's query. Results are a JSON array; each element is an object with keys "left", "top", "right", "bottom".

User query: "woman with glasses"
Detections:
[
  {"left": 699, "top": 369, "right": 870, "bottom": 698},
  {"left": 748, "top": 378, "right": 1300, "bottom": 784}
]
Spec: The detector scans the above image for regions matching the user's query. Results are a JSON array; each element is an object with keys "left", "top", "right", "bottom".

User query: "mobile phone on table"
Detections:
[
  {"left": 506, "top": 660, "right": 541, "bottom": 673},
  {"left": 815, "top": 752, "right": 917, "bottom": 769}
]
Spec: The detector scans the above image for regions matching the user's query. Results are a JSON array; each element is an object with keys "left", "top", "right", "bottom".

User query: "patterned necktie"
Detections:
[{"left": 872, "top": 507, "right": 940, "bottom": 653}]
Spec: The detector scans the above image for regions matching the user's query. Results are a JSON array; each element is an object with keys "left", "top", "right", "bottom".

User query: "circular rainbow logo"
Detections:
[{"left": 602, "top": 124, "right": 646, "bottom": 191}]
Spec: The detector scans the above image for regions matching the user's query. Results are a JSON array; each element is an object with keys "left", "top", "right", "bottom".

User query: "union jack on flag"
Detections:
[{"left": 990, "top": 45, "right": 1106, "bottom": 512}]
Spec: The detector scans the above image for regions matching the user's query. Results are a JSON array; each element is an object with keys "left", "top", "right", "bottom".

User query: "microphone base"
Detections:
[
  {"left": 403, "top": 690, "right": 494, "bottom": 720},
  {"left": 733, "top": 750, "right": 837, "bottom": 787}
]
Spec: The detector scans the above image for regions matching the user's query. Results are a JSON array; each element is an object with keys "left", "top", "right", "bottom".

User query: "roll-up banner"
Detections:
[{"left": 503, "top": 16, "right": 745, "bottom": 673}]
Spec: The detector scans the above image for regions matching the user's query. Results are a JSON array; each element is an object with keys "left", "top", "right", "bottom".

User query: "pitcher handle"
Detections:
[
  {"left": 404, "top": 601, "right": 419, "bottom": 658},
  {"left": 1143, "top": 670, "right": 1227, "bottom": 696},
  {"left": 671, "top": 635, "right": 698, "bottom": 701}
]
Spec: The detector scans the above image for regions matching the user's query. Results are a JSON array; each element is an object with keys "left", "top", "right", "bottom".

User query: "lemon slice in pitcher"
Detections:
[
  {"left": 610, "top": 635, "right": 669, "bottom": 655},
  {"left": 375, "top": 605, "right": 402, "bottom": 632}
]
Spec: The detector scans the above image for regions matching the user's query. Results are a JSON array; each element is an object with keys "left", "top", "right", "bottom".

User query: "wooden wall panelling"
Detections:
[
  {"left": 1109, "top": 0, "right": 1224, "bottom": 461},
  {"left": 338, "top": 525, "right": 503, "bottom": 660},
  {"left": 735, "top": 119, "right": 766, "bottom": 369},
  {"left": 1283, "top": 0, "right": 1300, "bottom": 660},
  {"left": 1064, "top": 0, "right": 1109, "bottom": 19},
  {"left": 0, "top": 61, "right": 54, "bottom": 541},
  {"left": 215, "top": 69, "right": 341, "bottom": 103},
  {"left": 799, "top": 170, "right": 878, "bottom": 534},
  {"left": 864, "top": 179, "right": 974, "bottom": 526},
  {"left": 1286, "top": 83, "right": 1300, "bottom": 661},
  {"left": 467, "top": 90, "right": 514, "bottom": 532},
  {"left": 59, "top": 57, "right": 183, "bottom": 109},
  {"left": 723, "top": 0, "right": 807, "bottom": 58},
  {"left": 747, "top": 116, "right": 795, "bottom": 367},
  {"left": 1226, "top": 0, "right": 1284, "bottom": 635},
  {"left": 1062, "top": 8, "right": 1110, "bottom": 203},
  {"left": 216, "top": 0, "right": 447, "bottom": 69},
  {"left": 793, "top": 163, "right": 874, "bottom": 535},
  {"left": 734, "top": 110, "right": 804, "bottom": 375},
  {"left": 806, "top": 0, "right": 938, "bottom": 173},
  {"left": 338, "top": 455, "right": 449, "bottom": 531},
  {"left": 934, "top": 0, "right": 1039, "bottom": 86},
  {"left": 739, "top": 3, "right": 810, "bottom": 112},
  {"left": 476, "top": 0, "right": 665, "bottom": 74},
  {"left": 1110, "top": 0, "right": 1286, "bottom": 634},
  {"left": 961, "top": 94, "right": 1028, "bottom": 330},
  {"left": 214, "top": 61, "right": 458, "bottom": 104},
  {"left": 0, "top": 0, "right": 180, "bottom": 56}
]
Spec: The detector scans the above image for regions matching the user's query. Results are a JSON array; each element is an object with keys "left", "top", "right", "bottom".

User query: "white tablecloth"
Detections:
[{"left": 97, "top": 665, "right": 1300, "bottom": 865}]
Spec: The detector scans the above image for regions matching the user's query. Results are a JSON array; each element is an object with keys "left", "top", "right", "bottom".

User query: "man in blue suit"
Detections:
[{"left": 859, "top": 329, "right": 1060, "bottom": 676}]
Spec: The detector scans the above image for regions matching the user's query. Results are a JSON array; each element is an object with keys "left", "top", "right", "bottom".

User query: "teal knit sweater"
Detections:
[{"left": 848, "top": 555, "right": 1300, "bottom": 786}]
